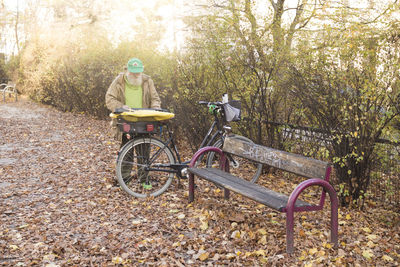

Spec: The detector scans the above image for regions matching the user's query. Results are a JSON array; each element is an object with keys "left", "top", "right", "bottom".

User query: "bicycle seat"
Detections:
[{"left": 110, "top": 109, "right": 175, "bottom": 122}]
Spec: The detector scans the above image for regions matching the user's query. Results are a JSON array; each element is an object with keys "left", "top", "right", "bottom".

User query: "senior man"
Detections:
[{"left": 105, "top": 58, "right": 161, "bottom": 144}]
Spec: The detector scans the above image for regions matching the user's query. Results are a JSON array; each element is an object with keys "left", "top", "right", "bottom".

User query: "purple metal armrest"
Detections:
[
  {"left": 284, "top": 166, "right": 338, "bottom": 253},
  {"left": 188, "top": 146, "right": 228, "bottom": 202}
]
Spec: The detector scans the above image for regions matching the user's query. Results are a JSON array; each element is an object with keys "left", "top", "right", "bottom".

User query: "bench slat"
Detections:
[
  {"left": 223, "top": 136, "right": 329, "bottom": 179},
  {"left": 188, "top": 167, "right": 313, "bottom": 211}
]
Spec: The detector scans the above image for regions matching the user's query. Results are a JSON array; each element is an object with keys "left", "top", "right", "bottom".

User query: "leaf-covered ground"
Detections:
[{"left": 1, "top": 99, "right": 399, "bottom": 266}]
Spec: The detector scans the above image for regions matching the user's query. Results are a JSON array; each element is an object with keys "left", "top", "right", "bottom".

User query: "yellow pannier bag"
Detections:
[{"left": 110, "top": 109, "right": 175, "bottom": 122}]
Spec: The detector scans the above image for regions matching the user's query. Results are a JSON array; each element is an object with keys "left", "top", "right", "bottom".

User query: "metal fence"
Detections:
[
  {"left": 264, "top": 121, "right": 400, "bottom": 210},
  {"left": 370, "top": 142, "right": 400, "bottom": 210}
]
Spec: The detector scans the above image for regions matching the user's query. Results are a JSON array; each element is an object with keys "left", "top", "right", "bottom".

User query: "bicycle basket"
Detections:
[{"left": 223, "top": 100, "right": 241, "bottom": 122}]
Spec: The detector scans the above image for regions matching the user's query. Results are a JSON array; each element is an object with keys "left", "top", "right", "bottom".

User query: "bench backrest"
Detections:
[{"left": 223, "top": 136, "right": 330, "bottom": 180}]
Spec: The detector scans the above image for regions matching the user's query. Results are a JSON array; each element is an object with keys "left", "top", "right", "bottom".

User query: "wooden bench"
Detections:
[
  {"left": 188, "top": 135, "right": 338, "bottom": 254},
  {"left": 1, "top": 83, "right": 18, "bottom": 102}
]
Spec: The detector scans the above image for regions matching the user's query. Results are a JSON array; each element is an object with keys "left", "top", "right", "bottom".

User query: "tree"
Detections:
[
  {"left": 176, "top": 0, "right": 324, "bottom": 147},
  {"left": 288, "top": 21, "right": 400, "bottom": 206}
]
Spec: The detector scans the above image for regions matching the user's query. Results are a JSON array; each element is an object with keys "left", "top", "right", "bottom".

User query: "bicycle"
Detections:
[{"left": 111, "top": 97, "right": 262, "bottom": 198}]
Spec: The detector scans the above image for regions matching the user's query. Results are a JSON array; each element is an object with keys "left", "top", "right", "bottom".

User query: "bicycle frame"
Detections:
[
  {"left": 137, "top": 108, "right": 226, "bottom": 179},
  {"left": 118, "top": 103, "right": 230, "bottom": 180}
]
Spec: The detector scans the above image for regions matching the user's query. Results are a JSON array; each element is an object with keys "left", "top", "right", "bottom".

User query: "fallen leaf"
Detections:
[
  {"left": 367, "top": 241, "right": 375, "bottom": 248},
  {"left": 225, "top": 253, "right": 236, "bottom": 259},
  {"left": 362, "top": 227, "right": 372, "bottom": 233},
  {"left": 112, "top": 256, "right": 123, "bottom": 264},
  {"left": 382, "top": 255, "right": 394, "bottom": 262},
  {"left": 200, "top": 220, "right": 208, "bottom": 231},
  {"left": 362, "top": 249, "right": 374, "bottom": 260},
  {"left": 308, "top": 248, "right": 318, "bottom": 255},
  {"left": 9, "top": 244, "right": 18, "bottom": 250},
  {"left": 254, "top": 249, "right": 266, "bottom": 256},
  {"left": 258, "top": 235, "right": 267, "bottom": 245},
  {"left": 18, "top": 224, "right": 29, "bottom": 229},
  {"left": 199, "top": 252, "right": 209, "bottom": 261},
  {"left": 257, "top": 228, "right": 267, "bottom": 235},
  {"left": 132, "top": 219, "right": 141, "bottom": 225},
  {"left": 231, "top": 230, "right": 241, "bottom": 239}
]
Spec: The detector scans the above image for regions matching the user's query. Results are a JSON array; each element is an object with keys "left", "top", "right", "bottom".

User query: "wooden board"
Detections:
[{"left": 222, "top": 136, "right": 330, "bottom": 179}]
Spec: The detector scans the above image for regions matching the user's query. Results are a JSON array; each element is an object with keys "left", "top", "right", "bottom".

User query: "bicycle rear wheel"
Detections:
[
  {"left": 116, "top": 137, "right": 176, "bottom": 198},
  {"left": 206, "top": 135, "right": 263, "bottom": 183}
]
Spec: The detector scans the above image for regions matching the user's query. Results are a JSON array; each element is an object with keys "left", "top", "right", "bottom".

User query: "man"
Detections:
[
  {"left": 105, "top": 58, "right": 161, "bottom": 143},
  {"left": 106, "top": 58, "right": 161, "bottom": 187}
]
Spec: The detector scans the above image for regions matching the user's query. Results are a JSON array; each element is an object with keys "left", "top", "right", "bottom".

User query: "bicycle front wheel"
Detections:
[
  {"left": 116, "top": 137, "right": 176, "bottom": 198},
  {"left": 206, "top": 135, "right": 263, "bottom": 183}
]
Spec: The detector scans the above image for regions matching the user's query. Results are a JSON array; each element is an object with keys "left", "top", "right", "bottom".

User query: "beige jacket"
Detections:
[{"left": 105, "top": 72, "right": 161, "bottom": 141}]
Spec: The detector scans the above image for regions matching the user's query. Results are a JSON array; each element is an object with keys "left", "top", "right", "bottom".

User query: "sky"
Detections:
[
  {"left": 1, "top": 0, "right": 188, "bottom": 55},
  {"left": 1, "top": 0, "right": 397, "bottom": 56}
]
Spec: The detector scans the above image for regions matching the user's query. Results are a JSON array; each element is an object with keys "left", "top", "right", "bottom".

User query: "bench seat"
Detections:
[{"left": 188, "top": 167, "right": 313, "bottom": 211}]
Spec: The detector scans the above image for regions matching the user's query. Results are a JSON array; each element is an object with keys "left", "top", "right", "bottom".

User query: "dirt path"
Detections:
[
  {"left": 1, "top": 99, "right": 399, "bottom": 266},
  {"left": 0, "top": 99, "right": 126, "bottom": 265}
]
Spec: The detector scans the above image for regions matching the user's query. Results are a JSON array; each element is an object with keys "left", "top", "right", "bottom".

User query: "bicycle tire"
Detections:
[
  {"left": 116, "top": 137, "right": 176, "bottom": 198},
  {"left": 206, "top": 135, "right": 263, "bottom": 183}
]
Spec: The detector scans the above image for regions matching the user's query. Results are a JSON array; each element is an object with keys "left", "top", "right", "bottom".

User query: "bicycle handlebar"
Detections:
[{"left": 198, "top": 101, "right": 223, "bottom": 106}]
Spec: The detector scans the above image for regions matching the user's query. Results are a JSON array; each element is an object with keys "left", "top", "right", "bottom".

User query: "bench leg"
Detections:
[
  {"left": 331, "top": 200, "right": 339, "bottom": 247},
  {"left": 224, "top": 188, "right": 230, "bottom": 199},
  {"left": 189, "top": 173, "right": 194, "bottom": 202},
  {"left": 286, "top": 211, "right": 295, "bottom": 254}
]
